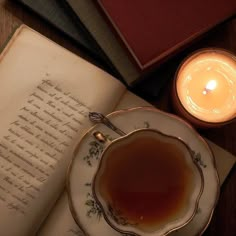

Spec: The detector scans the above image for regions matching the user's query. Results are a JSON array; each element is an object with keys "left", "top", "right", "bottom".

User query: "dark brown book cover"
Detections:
[{"left": 97, "top": 0, "right": 236, "bottom": 71}]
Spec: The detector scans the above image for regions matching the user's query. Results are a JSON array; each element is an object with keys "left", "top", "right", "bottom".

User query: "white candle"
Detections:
[{"left": 176, "top": 49, "right": 236, "bottom": 123}]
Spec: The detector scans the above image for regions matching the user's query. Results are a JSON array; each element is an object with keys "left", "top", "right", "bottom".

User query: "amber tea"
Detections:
[{"left": 96, "top": 131, "right": 196, "bottom": 230}]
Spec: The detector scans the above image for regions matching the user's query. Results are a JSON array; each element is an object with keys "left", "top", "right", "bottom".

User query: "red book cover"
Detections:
[{"left": 96, "top": 0, "right": 236, "bottom": 71}]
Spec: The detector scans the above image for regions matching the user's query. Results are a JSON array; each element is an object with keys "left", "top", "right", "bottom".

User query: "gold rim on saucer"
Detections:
[{"left": 66, "top": 106, "right": 220, "bottom": 236}]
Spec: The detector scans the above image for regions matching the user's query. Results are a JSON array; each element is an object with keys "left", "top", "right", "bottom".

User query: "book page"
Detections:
[
  {"left": 0, "top": 25, "right": 126, "bottom": 236},
  {"left": 37, "top": 191, "right": 83, "bottom": 236}
]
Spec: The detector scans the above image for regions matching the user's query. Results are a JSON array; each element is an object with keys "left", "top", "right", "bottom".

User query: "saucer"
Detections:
[{"left": 67, "top": 107, "right": 220, "bottom": 236}]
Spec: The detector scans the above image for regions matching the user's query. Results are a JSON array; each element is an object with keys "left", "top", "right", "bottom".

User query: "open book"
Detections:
[{"left": 0, "top": 25, "right": 235, "bottom": 236}]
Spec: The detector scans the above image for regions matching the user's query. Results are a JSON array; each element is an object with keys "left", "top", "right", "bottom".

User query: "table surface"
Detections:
[{"left": 0, "top": 0, "right": 235, "bottom": 235}]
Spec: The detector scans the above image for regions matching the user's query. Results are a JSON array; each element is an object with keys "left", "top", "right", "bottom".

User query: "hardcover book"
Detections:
[{"left": 96, "top": 0, "right": 236, "bottom": 70}]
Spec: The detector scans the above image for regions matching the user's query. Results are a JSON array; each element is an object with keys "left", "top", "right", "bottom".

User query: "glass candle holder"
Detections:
[{"left": 172, "top": 48, "right": 236, "bottom": 128}]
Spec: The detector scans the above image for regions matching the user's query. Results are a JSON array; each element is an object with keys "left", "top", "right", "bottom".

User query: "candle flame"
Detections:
[
  {"left": 202, "top": 80, "right": 217, "bottom": 95},
  {"left": 206, "top": 80, "right": 217, "bottom": 90}
]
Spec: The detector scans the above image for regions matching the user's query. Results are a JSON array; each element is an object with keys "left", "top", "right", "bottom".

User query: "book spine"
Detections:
[{"left": 60, "top": 0, "right": 124, "bottom": 83}]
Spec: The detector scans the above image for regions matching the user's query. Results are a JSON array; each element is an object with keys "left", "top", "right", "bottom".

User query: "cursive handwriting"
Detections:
[{"left": 0, "top": 80, "right": 90, "bottom": 215}]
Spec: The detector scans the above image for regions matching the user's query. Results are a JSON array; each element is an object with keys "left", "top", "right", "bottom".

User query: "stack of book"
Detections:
[{"left": 15, "top": 0, "right": 236, "bottom": 88}]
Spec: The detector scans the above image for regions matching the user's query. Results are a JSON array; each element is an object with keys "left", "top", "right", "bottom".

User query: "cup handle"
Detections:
[{"left": 92, "top": 131, "right": 112, "bottom": 148}]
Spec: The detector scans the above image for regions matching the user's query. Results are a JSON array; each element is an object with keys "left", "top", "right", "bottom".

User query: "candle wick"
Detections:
[
  {"left": 202, "top": 88, "right": 210, "bottom": 95},
  {"left": 202, "top": 80, "right": 217, "bottom": 95}
]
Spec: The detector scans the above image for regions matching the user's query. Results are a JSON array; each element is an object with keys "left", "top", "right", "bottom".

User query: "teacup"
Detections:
[{"left": 92, "top": 128, "right": 204, "bottom": 236}]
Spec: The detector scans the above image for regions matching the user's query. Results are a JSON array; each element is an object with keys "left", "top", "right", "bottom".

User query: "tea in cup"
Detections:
[{"left": 93, "top": 128, "right": 203, "bottom": 236}]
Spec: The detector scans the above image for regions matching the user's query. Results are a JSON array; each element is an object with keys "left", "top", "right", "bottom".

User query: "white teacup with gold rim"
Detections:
[{"left": 92, "top": 128, "right": 204, "bottom": 236}]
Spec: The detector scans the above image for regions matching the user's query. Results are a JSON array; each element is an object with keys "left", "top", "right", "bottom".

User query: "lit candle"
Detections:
[{"left": 173, "top": 49, "right": 236, "bottom": 127}]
